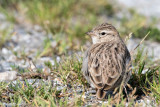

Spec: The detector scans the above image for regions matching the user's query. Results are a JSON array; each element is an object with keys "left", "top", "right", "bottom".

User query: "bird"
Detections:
[{"left": 82, "top": 23, "right": 131, "bottom": 99}]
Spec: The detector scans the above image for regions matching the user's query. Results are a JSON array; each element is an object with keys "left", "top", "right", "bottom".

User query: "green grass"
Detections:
[
  {"left": 0, "top": 49, "right": 160, "bottom": 106},
  {"left": 148, "top": 70, "right": 160, "bottom": 103},
  {"left": 118, "top": 9, "right": 160, "bottom": 42},
  {"left": 0, "top": 27, "right": 13, "bottom": 49},
  {"left": 135, "top": 27, "right": 160, "bottom": 42},
  {"left": 0, "top": 55, "right": 86, "bottom": 106},
  {"left": 129, "top": 48, "right": 160, "bottom": 97}
]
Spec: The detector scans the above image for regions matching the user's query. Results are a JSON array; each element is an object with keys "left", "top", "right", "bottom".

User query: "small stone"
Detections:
[
  {"left": 1, "top": 62, "right": 13, "bottom": 71},
  {"left": 8, "top": 55, "right": 17, "bottom": 62},
  {"left": 34, "top": 25, "right": 42, "bottom": 31},
  {"left": 2, "top": 48, "right": 9, "bottom": 54},
  {"left": 54, "top": 77, "right": 63, "bottom": 85},
  {"left": 0, "top": 71, "right": 17, "bottom": 81},
  {"left": 51, "top": 41, "right": 57, "bottom": 48},
  {"left": 43, "top": 67, "right": 51, "bottom": 75},
  {"left": 0, "top": 13, "right": 6, "bottom": 20},
  {"left": 56, "top": 56, "right": 61, "bottom": 62}
]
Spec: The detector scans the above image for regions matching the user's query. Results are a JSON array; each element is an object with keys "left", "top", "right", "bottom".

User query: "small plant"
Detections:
[{"left": 0, "top": 27, "right": 13, "bottom": 48}]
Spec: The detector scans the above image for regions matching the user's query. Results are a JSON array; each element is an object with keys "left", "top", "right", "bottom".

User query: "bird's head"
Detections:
[{"left": 86, "top": 23, "right": 120, "bottom": 44}]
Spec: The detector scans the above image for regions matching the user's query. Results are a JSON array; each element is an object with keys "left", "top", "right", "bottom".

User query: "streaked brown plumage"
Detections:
[{"left": 82, "top": 23, "right": 131, "bottom": 99}]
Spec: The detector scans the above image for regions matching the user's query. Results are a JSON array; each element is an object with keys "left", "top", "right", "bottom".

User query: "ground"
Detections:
[{"left": 0, "top": 0, "right": 160, "bottom": 106}]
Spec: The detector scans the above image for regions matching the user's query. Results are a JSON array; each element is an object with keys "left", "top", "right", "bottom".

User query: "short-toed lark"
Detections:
[{"left": 82, "top": 23, "right": 131, "bottom": 99}]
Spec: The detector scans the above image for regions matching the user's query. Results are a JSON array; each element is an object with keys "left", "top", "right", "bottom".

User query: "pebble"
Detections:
[
  {"left": 0, "top": 71, "right": 17, "bottom": 81},
  {"left": 2, "top": 48, "right": 9, "bottom": 54}
]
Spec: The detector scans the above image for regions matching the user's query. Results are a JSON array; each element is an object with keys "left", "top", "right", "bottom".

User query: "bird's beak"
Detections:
[{"left": 86, "top": 31, "right": 94, "bottom": 36}]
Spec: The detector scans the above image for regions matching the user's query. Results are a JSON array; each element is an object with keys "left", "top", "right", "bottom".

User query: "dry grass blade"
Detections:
[
  {"left": 34, "top": 99, "right": 39, "bottom": 107},
  {"left": 28, "top": 58, "right": 37, "bottom": 72},
  {"left": 24, "top": 97, "right": 31, "bottom": 104},
  {"left": 20, "top": 72, "right": 50, "bottom": 80},
  {"left": 113, "top": 87, "right": 119, "bottom": 94},
  {"left": 131, "top": 87, "right": 137, "bottom": 96},
  {"left": 131, "top": 31, "right": 150, "bottom": 55},
  {"left": 127, "top": 84, "right": 133, "bottom": 90},
  {"left": 125, "top": 32, "right": 133, "bottom": 42}
]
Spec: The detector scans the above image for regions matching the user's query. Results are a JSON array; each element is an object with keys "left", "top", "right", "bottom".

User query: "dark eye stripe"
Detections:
[
  {"left": 107, "top": 33, "right": 112, "bottom": 35},
  {"left": 100, "top": 33, "right": 112, "bottom": 36}
]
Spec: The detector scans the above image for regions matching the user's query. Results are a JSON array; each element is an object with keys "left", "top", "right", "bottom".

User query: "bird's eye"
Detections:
[{"left": 101, "top": 32, "right": 106, "bottom": 35}]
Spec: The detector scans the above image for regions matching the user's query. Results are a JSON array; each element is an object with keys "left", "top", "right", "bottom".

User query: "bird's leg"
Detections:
[{"left": 123, "top": 85, "right": 129, "bottom": 101}]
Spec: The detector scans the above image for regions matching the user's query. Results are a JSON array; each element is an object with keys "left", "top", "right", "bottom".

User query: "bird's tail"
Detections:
[{"left": 96, "top": 89, "right": 106, "bottom": 99}]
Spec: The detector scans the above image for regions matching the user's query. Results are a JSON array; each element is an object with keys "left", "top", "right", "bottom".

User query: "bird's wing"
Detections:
[
  {"left": 87, "top": 42, "right": 129, "bottom": 90},
  {"left": 82, "top": 48, "right": 90, "bottom": 83}
]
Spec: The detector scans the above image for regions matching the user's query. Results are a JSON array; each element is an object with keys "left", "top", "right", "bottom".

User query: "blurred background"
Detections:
[
  {"left": 0, "top": 0, "right": 160, "bottom": 54},
  {"left": 0, "top": 0, "right": 160, "bottom": 71}
]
